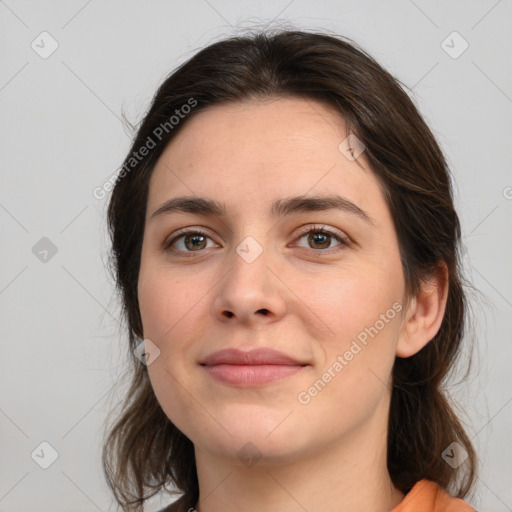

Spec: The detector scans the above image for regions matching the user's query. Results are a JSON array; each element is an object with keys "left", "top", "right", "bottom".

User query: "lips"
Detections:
[
  {"left": 201, "top": 347, "right": 305, "bottom": 366},
  {"left": 200, "top": 348, "right": 308, "bottom": 387}
]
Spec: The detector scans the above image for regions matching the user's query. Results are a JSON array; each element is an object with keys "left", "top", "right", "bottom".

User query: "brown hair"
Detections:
[{"left": 101, "top": 29, "right": 477, "bottom": 511}]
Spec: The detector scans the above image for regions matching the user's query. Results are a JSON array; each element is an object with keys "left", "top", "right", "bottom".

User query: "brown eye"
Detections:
[
  {"left": 295, "top": 226, "right": 350, "bottom": 251},
  {"left": 306, "top": 231, "right": 333, "bottom": 249},
  {"left": 166, "top": 229, "right": 215, "bottom": 253},
  {"left": 182, "top": 233, "right": 208, "bottom": 251}
]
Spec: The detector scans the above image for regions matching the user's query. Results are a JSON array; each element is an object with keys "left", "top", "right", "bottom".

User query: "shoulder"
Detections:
[{"left": 391, "top": 480, "right": 476, "bottom": 512}]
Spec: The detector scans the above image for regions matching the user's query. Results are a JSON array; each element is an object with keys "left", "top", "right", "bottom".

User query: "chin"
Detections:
[
  {"left": 199, "top": 431, "right": 309, "bottom": 468},
  {"left": 190, "top": 408, "right": 314, "bottom": 465}
]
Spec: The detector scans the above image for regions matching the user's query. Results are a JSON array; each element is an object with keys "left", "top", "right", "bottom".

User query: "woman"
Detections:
[{"left": 101, "top": 30, "right": 477, "bottom": 512}]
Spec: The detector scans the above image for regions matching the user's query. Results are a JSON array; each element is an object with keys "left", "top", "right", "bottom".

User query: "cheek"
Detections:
[
  {"left": 306, "top": 282, "right": 401, "bottom": 422},
  {"left": 138, "top": 268, "right": 207, "bottom": 431},
  {"left": 310, "top": 265, "right": 403, "bottom": 382},
  {"left": 138, "top": 264, "right": 197, "bottom": 341},
  {"left": 308, "top": 264, "right": 402, "bottom": 334}
]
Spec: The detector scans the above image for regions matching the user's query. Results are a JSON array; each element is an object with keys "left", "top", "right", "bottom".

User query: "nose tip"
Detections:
[
  {"left": 212, "top": 257, "right": 287, "bottom": 325},
  {"left": 223, "top": 308, "right": 270, "bottom": 319}
]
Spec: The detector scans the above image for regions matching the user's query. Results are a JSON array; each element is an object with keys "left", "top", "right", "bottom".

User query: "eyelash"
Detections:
[{"left": 164, "top": 224, "right": 352, "bottom": 256}]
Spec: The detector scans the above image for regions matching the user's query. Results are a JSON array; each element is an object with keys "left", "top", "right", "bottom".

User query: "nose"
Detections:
[{"left": 210, "top": 240, "right": 287, "bottom": 327}]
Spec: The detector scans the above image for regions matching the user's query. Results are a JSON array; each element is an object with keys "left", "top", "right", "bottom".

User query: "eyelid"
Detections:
[
  {"left": 293, "top": 224, "right": 351, "bottom": 246},
  {"left": 162, "top": 226, "right": 218, "bottom": 250}
]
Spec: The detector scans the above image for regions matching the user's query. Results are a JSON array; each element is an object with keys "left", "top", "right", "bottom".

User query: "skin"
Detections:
[{"left": 137, "top": 97, "right": 449, "bottom": 512}]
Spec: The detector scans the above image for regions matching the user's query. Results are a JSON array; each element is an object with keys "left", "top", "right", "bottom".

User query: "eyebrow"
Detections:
[{"left": 150, "top": 194, "right": 375, "bottom": 226}]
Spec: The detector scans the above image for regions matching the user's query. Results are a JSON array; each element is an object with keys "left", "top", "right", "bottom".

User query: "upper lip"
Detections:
[{"left": 201, "top": 348, "right": 306, "bottom": 366}]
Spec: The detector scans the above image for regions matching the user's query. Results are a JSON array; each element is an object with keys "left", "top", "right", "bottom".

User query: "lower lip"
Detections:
[{"left": 202, "top": 364, "right": 305, "bottom": 387}]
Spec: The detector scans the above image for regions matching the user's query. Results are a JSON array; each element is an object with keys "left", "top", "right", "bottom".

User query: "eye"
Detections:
[
  {"left": 164, "top": 224, "right": 351, "bottom": 256},
  {"left": 164, "top": 228, "right": 217, "bottom": 254},
  {"left": 293, "top": 225, "right": 350, "bottom": 252}
]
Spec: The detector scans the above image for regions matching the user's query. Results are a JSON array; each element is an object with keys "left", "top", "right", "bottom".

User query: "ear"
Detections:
[{"left": 396, "top": 261, "right": 449, "bottom": 358}]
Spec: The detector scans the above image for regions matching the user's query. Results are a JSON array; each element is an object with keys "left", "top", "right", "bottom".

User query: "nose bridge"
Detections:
[
  {"left": 211, "top": 229, "right": 286, "bottom": 322},
  {"left": 228, "top": 232, "right": 272, "bottom": 294}
]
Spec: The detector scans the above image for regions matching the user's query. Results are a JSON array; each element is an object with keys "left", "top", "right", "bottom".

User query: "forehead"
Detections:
[{"left": 146, "top": 97, "right": 390, "bottom": 225}]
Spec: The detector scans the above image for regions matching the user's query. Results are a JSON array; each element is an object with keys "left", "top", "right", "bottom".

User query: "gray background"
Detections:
[{"left": 1, "top": 1, "right": 511, "bottom": 511}]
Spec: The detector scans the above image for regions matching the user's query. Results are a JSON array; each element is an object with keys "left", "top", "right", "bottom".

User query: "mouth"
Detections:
[{"left": 200, "top": 347, "right": 309, "bottom": 387}]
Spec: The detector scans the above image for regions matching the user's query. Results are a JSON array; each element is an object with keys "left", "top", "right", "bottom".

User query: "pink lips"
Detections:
[{"left": 200, "top": 348, "right": 307, "bottom": 387}]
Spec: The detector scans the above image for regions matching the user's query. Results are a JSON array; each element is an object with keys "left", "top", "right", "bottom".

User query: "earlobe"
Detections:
[{"left": 396, "top": 262, "right": 449, "bottom": 358}]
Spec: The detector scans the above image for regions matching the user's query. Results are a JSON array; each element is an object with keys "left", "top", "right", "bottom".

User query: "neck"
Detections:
[{"left": 193, "top": 398, "right": 404, "bottom": 512}]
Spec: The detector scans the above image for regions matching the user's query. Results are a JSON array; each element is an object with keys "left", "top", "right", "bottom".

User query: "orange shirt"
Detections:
[{"left": 390, "top": 479, "right": 475, "bottom": 512}]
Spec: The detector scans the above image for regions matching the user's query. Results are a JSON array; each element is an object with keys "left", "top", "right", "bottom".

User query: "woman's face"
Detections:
[{"left": 138, "top": 97, "right": 408, "bottom": 465}]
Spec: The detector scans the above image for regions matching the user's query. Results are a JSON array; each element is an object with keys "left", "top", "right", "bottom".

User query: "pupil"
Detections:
[
  {"left": 310, "top": 232, "right": 329, "bottom": 249},
  {"left": 187, "top": 234, "right": 205, "bottom": 250}
]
